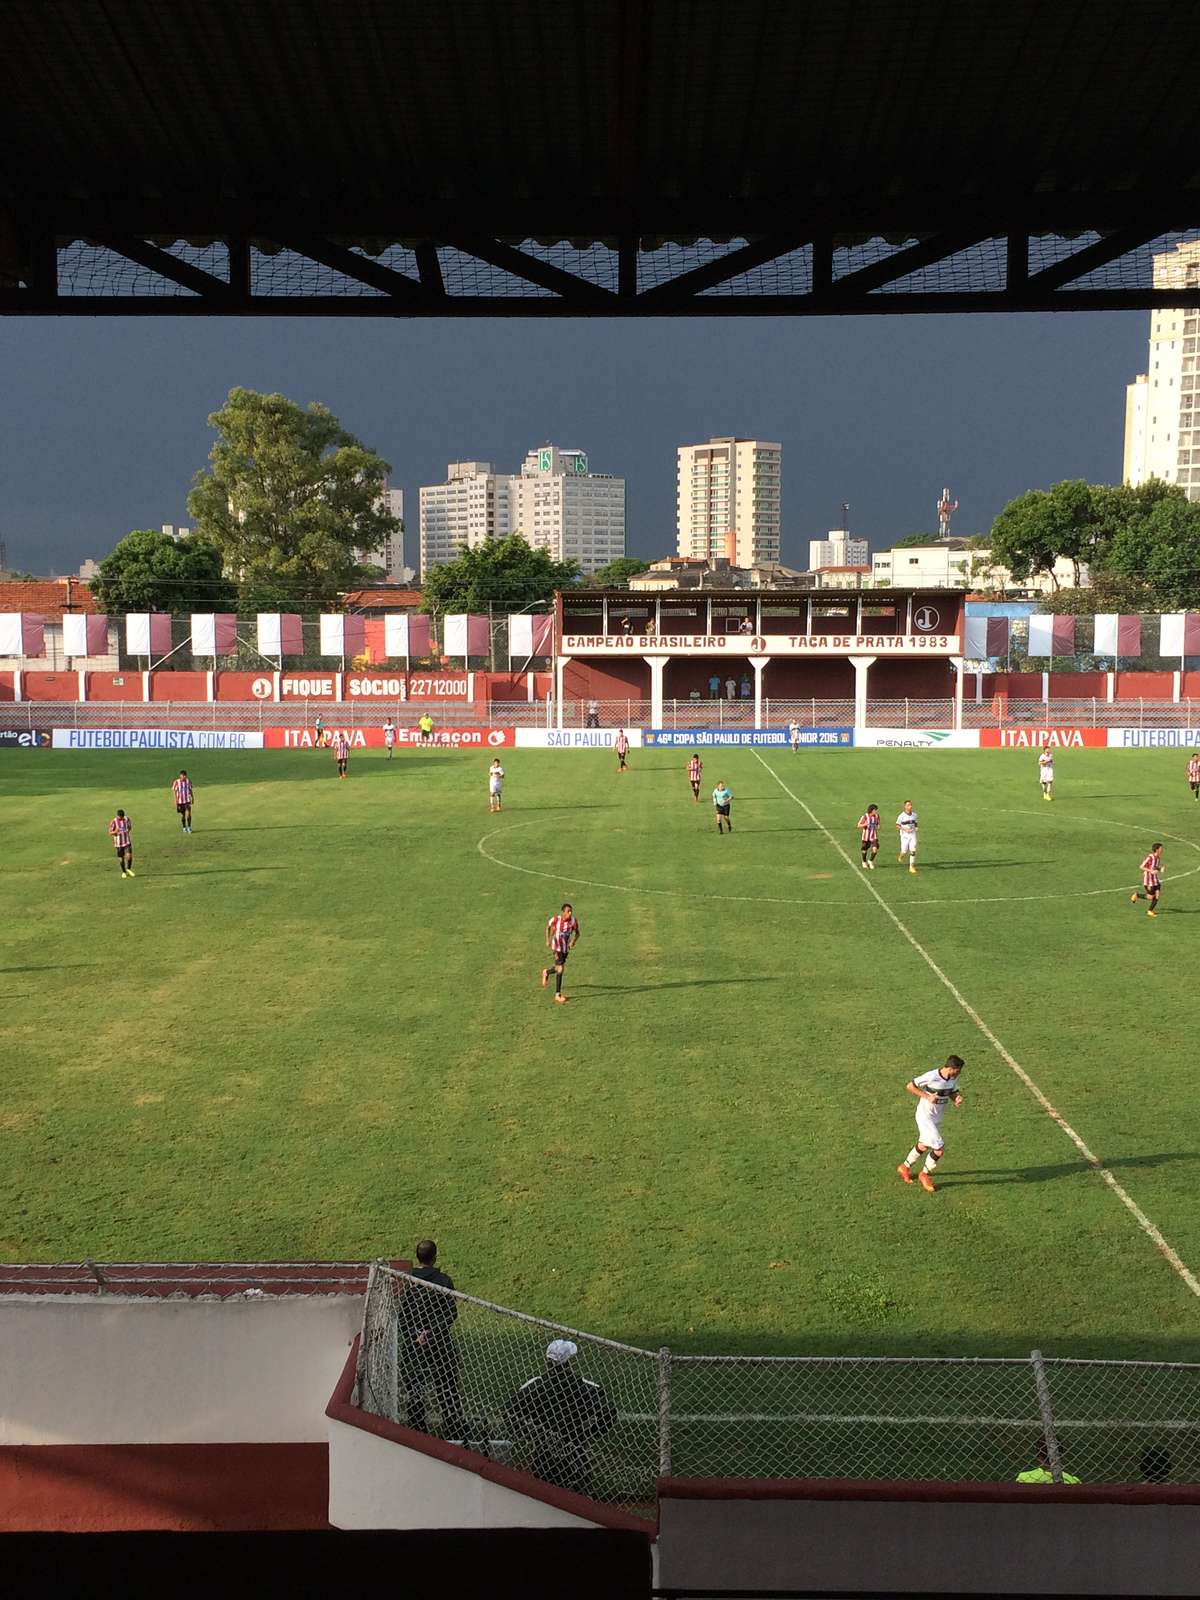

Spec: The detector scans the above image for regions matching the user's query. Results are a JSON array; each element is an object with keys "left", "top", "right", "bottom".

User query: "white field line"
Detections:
[{"left": 752, "top": 751, "right": 1200, "bottom": 1302}]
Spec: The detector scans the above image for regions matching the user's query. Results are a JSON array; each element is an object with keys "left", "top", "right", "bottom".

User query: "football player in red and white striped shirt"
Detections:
[
  {"left": 108, "top": 809, "right": 135, "bottom": 878},
  {"left": 857, "top": 804, "right": 880, "bottom": 869},
  {"left": 687, "top": 753, "right": 703, "bottom": 802},
  {"left": 1188, "top": 754, "right": 1200, "bottom": 800},
  {"left": 172, "top": 770, "right": 194, "bottom": 833},
  {"left": 541, "top": 903, "right": 580, "bottom": 1004},
  {"left": 332, "top": 731, "right": 350, "bottom": 778},
  {"left": 1130, "top": 843, "right": 1163, "bottom": 917},
  {"left": 615, "top": 730, "right": 630, "bottom": 772}
]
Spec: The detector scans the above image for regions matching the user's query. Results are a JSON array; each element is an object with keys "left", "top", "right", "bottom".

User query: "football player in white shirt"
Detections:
[
  {"left": 488, "top": 757, "right": 505, "bottom": 812},
  {"left": 788, "top": 720, "right": 801, "bottom": 753},
  {"left": 383, "top": 719, "right": 396, "bottom": 759},
  {"left": 897, "top": 1056, "right": 965, "bottom": 1192},
  {"left": 895, "top": 800, "right": 918, "bottom": 873},
  {"left": 1038, "top": 749, "right": 1054, "bottom": 800}
]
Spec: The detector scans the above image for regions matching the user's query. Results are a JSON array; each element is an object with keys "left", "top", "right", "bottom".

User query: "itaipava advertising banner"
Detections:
[
  {"left": 263, "top": 726, "right": 513, "bottom": 749},
  {"left": 979, "top": 727, "right": 1108, "bottom": 748}
]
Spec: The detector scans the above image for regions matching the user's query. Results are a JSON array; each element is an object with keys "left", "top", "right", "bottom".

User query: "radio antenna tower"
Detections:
[{"left": 936, "top": 487, "right": 958, "bottom": 538}]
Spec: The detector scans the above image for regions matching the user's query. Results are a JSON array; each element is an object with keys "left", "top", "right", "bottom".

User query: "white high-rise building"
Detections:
[
  {"left": 809, "top": 529, "right": 868, "bottom": 570},
  {"left": 1123, "top": 239, "right": 1200, "bottom": 500},
  {"left": 419, "top": 463, "right": 512, "bottom": 575},
  {"left": 356, "top": 486, "right": 410, "bottom": 581},
  {"left": 676, "top": 438, "right": 781, "bottom": 566},
  {"left": 510, "top": 445, "right": 625, "bottom": 574},
  {"left": 419, "top": 447, "right": 624, "bottom": 576}
]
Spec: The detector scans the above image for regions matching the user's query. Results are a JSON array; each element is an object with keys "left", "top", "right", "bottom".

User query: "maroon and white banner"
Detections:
[
  {"left": 264, "top": 725, "right": 513, "bottom": 748},
  {"left": 1159, "top": 613, "right": 1200, "bottom": 657},
  {"left": 190, "top": 613, "right": 238, "bottom": 656},
  {"left": 256, "top": 613, "right": 303, "bottom": 657},
  {"left": 962, "top": 617, "right": 1009, "bottom": 658},
  {"left": 1092, "top": 613, "right": 1141, "bottom": 657},
  {"left": 125, "top": 612, "right": 172, "bottom": 656},
  {"left": 1026, "top": 615, "right": 1075, "bottom": 657},
  {"left": 382, "top": 613, "right": 432, "bottom": 657},
  {"left": 561, "top": 632, "right": 960, "bottom": 656},
  {"left": 0, "top": 613, "right": 46, "bottom": 657},
  {"left": 318, "top": 614, "right": 366, "bottom": 657},
  {"left": 443, "top": 614, "right": 490, "bottom": 657},
  {"left": 508, "top": 613, "right": 553, "bottom": 658},
  {"left": 62, "top": 613, "right": 111, "bottom": 657}
]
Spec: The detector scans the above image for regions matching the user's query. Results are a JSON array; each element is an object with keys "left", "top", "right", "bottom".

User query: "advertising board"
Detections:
[
  {"left": 0, "top": 729, "right": 50, "bottom": 748},
  {"left": 854, "top": 729, "right": 981, "bottom": 748},
  {"left": 1107, "top": 727, "right": 1200, "bottom": 747},
  {"left": 263, "top": 726, "right": 513, "bottom": 749},
  {"left": 51, "top": 729, "right": 264, "bottom": 750},
  {"left": 979, "top": 728, "right": 1108, "bottom": 748},
  {"left": 515, "top": 728, "right": 644, "bottom": 749},
  {"left": 643, "top": 728, "right": 853, "bottom": 748}
]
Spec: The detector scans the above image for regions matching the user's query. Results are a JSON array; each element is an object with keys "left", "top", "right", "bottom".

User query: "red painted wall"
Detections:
[
  {"left": 216, "top": 671, "right": 273, "bottom": 702},
  {"left": 20, "top": 672, "right": 81, "bottom": 701},
  {"left": 149, "top": 671, "right": 208, "bottom": 702},
  {"left": 1116, "top": 671, "right": 1175, "bottom": 700},
  {"left": 562, "top": 659, "right": 650, "bottom": 700},
  {"left": 0, "top": 1443, "right": 330, "bottom": 1532},
  {"left": 868, "top": 658, "right": 957, "bottom": 697},
  {"left": 0, "top": 672, "right": 12, "bottom": 701},
  {"left": 85, "top": 673, "right": 142, "bottom": 701}
]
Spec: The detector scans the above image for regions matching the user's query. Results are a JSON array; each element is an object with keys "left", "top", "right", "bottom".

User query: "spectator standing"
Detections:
[
  {"left": 739, "top": 672, "right": 752, "bottom": 700},
  {"left": 708, "top": 672, "right": 721, "bottom": 699},
  {"left": 738, "top": 615, "right": 753, "bottom": 634},
  {"left": 725, "top": 676, "right": 737, "bottom": 701},
  {"left": 585, "top": 698, "right": 600, "bottom": 729},
  {"left": 505, "top": 1339, "right": 618, "bottom": 1497},
  {"left": 398, "top": 1240, "right": 466, "bottom": 1441}
]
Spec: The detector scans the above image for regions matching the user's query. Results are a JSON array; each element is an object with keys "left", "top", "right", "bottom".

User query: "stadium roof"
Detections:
[{"left": 3, "top": 0, "right": 1200, "bottom": 317}]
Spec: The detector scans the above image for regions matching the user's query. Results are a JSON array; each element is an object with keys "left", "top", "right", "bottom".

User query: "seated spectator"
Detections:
[
  {"left": 504, "top": 1339, "right": 618, "bottom": 1498},
  {"left": 1016, "top": 1437, "right": 1080, "bottom": 1484}
]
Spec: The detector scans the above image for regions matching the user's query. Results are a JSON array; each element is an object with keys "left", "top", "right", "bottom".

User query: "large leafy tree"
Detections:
[
  {"left": 1102, "top": 493, "right": 1200, "bottom": 611},
  {"left": 91, "top": 528, "right": 233, "bottom": 614},
  {"left": 420, "top": 536, "right": 580, "bottom": 615},
  {"left": 989, "top": 479, "right": 1113, "bottom": 589},
  {"left": 187, "top": 388, "right": 397, "bottom": 609},
  {"left": 585, "top": 557, "right": 650, "bottom": 587}
]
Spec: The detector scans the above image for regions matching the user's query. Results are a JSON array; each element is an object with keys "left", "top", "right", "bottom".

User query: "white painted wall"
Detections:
[
  {"left": 327, "top": 1416, "right": 602, "bottom": 1531},
  {"left": 0, "top": 1295, "right": 360, "bottom": 1445}
]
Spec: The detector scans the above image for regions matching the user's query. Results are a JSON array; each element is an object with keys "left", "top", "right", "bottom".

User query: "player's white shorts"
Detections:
[
  {"left": 899, "top": 832, "right": 918, "bottom": 855},
  {"left": 916, "top": 1105, "right": 945, "bottom": 1150},
  {"left": 489, "top": 781, "right": 503, "bottom": 795},
  {"left": 1041, "top": 767, "right": 1054, "bottom": 783}
]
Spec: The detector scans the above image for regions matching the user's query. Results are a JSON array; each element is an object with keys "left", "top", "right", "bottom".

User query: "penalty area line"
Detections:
[{"left": 751, "top": 750, "right": 1200, "bottom": 1302}]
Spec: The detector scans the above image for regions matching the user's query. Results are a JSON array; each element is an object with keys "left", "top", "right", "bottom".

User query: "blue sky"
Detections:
[{"left": 0, "top": 308, "right": 1147, "bottom": 575}]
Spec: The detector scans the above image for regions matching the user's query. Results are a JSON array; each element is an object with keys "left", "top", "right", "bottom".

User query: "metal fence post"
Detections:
[
  {"left": 657, "top": 1346, "right": 673, "bottom": 1478},
  {"left": 1030, "top": 1349, "right": 1064, "bottom": 1484}
]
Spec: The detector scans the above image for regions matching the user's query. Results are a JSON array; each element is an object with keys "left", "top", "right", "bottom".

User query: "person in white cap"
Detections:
[{"left": 504, "top": 1338, "right": 618, "bottom": 1497}]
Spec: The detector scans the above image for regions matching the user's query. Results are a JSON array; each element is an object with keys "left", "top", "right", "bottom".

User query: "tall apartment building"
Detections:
[
  {"left": 419, "top": 446, "right": 624, "bottom": 576},
  {"left": 356, "top": 486, "right": 410, "bottom": 581},
  {"left": 676, "top": 437, "right": 782, "bottom": 566},
  {"left": 1123, "top": 239, "right": 1200, "bottom": 500},
  {"left": 809, "top": 528, "right": 868, "bottom": 570}
]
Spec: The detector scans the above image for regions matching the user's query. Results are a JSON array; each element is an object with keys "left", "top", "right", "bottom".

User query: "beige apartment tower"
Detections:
[
  {"left": 1123, "top": 239, "right": 1200, "bottom": 500},
  {"left": 676, "top": 437, "right": 781, "bottom": 565}
]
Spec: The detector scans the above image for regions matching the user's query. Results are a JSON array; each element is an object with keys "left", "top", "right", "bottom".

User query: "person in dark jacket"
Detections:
[
  {"left": 398, "top": 1239, "right": 465, "bottom": 1440},
  {"left": 504, "top": 1339, "right": 618, "bottom": 1497}
]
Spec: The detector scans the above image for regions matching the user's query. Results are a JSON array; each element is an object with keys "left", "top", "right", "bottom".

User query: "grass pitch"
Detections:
[{"left": 2, "top": 743, "right": 1198, "bottom": 1360}]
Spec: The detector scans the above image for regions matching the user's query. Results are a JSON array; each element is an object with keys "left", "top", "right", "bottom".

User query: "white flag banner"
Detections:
[
  {"left": 963, "top": 617, "right": 988, "bottom": 659},
  {"left": 443, "top": 614, "right": 467, "bottom": 657},
  {"left": 319, "top": 614, "right": 345, "bottom": 656},
  {"left": 125, "top": 613, "right": 171, "bottom": 657},
  {"left": 62, "top": 613, "right": 89, "bottom": 657},
  {"left": 1158, "top": 614, "right": 1200, "bottom": 656},
  {"left": 384, "top": 613, "right": 410, "bottom": 656},
  {"left": 508, "top": 613, "right": 534, "bottom": 657},
  {"left": 191, "top": 614, "right": 217, "bottom": 656},
  {"left": 258, "top": 613, "right": 283, "bottom": 656}
]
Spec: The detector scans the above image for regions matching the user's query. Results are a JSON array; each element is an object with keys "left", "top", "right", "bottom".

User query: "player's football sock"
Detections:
[{"left": 555, "top": 971, "right": 563, "bottom": 995}]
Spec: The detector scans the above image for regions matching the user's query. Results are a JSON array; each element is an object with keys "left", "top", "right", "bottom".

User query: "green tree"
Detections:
[
  {"left": 890, "top": 532, "right": 941, "bottom": 549},
  {"left": 989, "top": 479, "right": 1114, "bottom": 589},
  {"left": 585, "top": 557, "right": 650, "bottom": 587},
  {"left": 1101, "top": 493, "right": 1200, "bottom": 611},
  {"left": 187, "top": 388, "right": 397, "bottom": 609},
  {"left": 420, "top": 536, "right": 580, "bottom": 615},
  {"left": 91, "top": 528, "right": 233, "bottom": 614}
]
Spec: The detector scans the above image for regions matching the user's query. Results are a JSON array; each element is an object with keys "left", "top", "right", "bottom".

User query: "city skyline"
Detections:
[{"left": 0, "top": 309, "right": 1148, "bottom": 577}]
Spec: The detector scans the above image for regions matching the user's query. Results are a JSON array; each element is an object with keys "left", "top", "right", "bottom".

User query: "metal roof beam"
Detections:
[
  {"left": 1020, "top": 226, "right": 1168, "bottom": 294},
  {"left": 88, "top": 235, "right": 232, "bottom": 299},
  {"left": 432, "top": 237, "right": 617, "bottom": 303},
  {"left": 272, "top": 237, "right": 425, "bottom": 299},
  {"left": 637, "top": 234, "right": 810, "bottom": 305},
  {"left": 824, "top": 231, "right": 992, "bottom": 298}
]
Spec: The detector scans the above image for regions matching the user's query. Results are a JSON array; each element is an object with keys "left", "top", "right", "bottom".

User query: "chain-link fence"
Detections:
[
  {"left": 8, "top": 695, "right": 1200, "bottom": 734},
  {"left": 357, "top": 1266, "right": 662, "bottom": 1516},
  {"left": 355, "top": 1266, "right": 1200, "bottom": 1509}
]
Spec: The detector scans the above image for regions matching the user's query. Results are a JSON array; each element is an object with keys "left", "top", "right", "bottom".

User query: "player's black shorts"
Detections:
[
  {"left": 1144, "top": 878, "right": 1161, "bottom": 895},
  {"left": 552, "top": 945, "right": 570, "bottom": 966},
  {"left": 715, "top": 802, "right": 731, "bottom": 816},
  {"left": 176, "top": 802, "right": 188, "bottom": 813}
]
